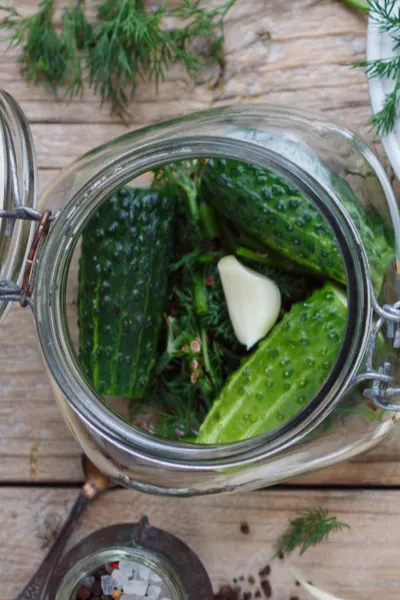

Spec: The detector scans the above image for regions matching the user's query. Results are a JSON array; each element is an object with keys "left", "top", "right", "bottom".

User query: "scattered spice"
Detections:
[
  {"left": 77, "top": 586, "right": 92, "bottom": 600},
  {"left": 258, "top": 565, "right": 271, "bottom": 578},
  {"left": 240, "top": 522, "right": 250, "bottom": 535},
  {"left": 255, "top": 592, "right": 261, "bottom": 599},
  {"left": 190, "top": 370, "right": 200, "bottom": 384},
  {"left": 248, "top": 575, "right": 255, "bottom": 585},
  {"left": 295, "top": 580, "right": 300, "bottom": 587},
  {"left": 214, "top": 585, "right": 239, "bottom": 600},
  {"left": 243, "top": 593, "right": 252, "bottom": 600},
  {"left": 260, "top": 579, "right": 272, "bottom": 598},
  {"left": 290, "top": 596, "right": 299, "bottom": 600},
  {"left": 190, "top": 339, "right": 202, "bottom": 353},
  {"left": 91, "top": 581, "right": 103, "bottom": 597},
  {"left": 278, "top": 551, "right": 284, "bottom": 560}
]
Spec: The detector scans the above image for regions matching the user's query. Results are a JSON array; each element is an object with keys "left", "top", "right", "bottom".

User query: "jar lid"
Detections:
[{"left": 0, "top": 90, "right": 38, "bottom": 324}]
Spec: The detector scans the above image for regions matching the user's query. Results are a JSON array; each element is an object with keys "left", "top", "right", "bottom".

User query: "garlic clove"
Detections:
[{"left": 218, "top": 255, "right": 281, "bottom": 350}]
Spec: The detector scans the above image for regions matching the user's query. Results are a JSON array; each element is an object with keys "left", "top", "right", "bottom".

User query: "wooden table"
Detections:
[{"left": 1, "top": 1, "right": 399, "bottom": 598}]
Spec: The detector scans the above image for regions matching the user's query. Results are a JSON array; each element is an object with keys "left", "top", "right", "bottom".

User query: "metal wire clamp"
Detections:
[{"left": 0, "top": 207, "right": 54, "bottom": 308}]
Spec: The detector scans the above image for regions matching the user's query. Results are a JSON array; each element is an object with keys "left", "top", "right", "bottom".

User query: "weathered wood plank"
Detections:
[
  {"left": 0, "top": 0, "right": 368, "bottom": 130},
  {"left": 1, "top": 487, "right": 400, "bottom": 600},
  {"left": 1, "top": 0, "right": 399, "bottom": 485}
]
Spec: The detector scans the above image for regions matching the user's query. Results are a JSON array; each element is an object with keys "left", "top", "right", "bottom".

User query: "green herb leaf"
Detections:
[
  {"left": 1, "top": 0, "right": 66, "bottom": 91},
  {"left": 0, "top": 0, "right": 235, "bottom": 119},
  {"left": 275, "top": 508, "right": 350, "bottom": 557},
  {"left": 352, "top": 0, "right": 400, "bottom": 135},
  {"left": 61, "top": 3, "right": 93, "bottom": 100}
]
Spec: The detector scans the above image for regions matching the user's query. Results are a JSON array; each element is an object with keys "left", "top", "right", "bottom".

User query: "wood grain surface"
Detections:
[
  {"left": 3, "top": 0, "right": 400, "bottom": 598},
  {"left": 1, "top": 0, "right": 398, "bottom": 485},
  {"left": 3, "top": 487, "right": 400, "bottom": 600}
]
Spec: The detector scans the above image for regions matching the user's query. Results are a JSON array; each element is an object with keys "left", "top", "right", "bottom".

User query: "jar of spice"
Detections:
[
  {"left": 1, "top": 88, "right": 400, "bottom": 495},
  {"left": 47, "top": 518, "right": 213, "bottom": 600}
]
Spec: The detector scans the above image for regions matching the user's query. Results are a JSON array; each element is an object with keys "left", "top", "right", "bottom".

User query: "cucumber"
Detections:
[
  {"left": 196, "top": 283, "right": 347, "bottom": 444},
  {"left": 201, "top": 159, "right": 394, "bottom": 292},
  {"left": 78, "top": 187, "right": 175, "bottom": 398}
]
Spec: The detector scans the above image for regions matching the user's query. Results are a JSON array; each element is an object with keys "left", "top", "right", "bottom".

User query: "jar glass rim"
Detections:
[{"left": 34, "top": 134, "right": 372, "bottom": 466}]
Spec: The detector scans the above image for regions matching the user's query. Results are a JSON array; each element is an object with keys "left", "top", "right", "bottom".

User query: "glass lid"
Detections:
[{"left": 0, "top": 90, "right": 38, "bottom": 324}]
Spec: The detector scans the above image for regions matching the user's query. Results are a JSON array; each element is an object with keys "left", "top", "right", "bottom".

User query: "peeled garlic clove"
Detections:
[
  {"left": 293, "top": 570, "right": 349, "bottom": 600},
  {"left": 218, "top": 255, "right": 281, "bottom": 350}
]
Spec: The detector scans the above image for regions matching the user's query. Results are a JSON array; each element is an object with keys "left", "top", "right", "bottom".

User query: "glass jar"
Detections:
[
  {"left": 47, "top": 518, "right": 213, "bottom": 600},
  {"left": 2, "top": 89, "right": 400, "bottom": 495}
]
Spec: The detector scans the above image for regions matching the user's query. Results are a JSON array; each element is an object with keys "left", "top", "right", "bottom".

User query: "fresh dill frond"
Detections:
[
  {"left": 201, "top": 264, "right": 240, "bottom": 350},
  {"left": 151, "top": 376, "right": 205, "bottom": 440},
  {"left": 370, "top": 80, "right": 400, "bottom": 135},
  {"left": 153, "top": 159, "right": 206, "bottom": 223},
  {"left": 0, "top": 0, "right": 235, "bottom": 119},
  {"left": 86, "top": 0, "right": 234, "bottom": 118},
  {"left": 368, "top": 0, "right": 400, "bottom": 31},
  {"left": 275, "top": 508, "right": 350, "bottom": 556},
  {"left": 0, "top": 0, "right": 67, "bottom": 91},
  {"left": 354, "top": 0, "right": 400, "bottom": 135},
  {"left": 61, "top": 3, "right": 93, "bottom": 99}
]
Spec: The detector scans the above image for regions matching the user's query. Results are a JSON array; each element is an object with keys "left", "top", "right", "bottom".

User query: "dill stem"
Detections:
[
  {"left": 199, "top": 202, "right": 219, "bottom": 238},
  {"left": 196, "top": 251, "right": 223, "bottom": 264},
  {"left": 187, "top": 188, "right": 200, "bottom": 222},
  {"left": 236, "top": 246, "right": 283, "bottom": 268},
  {"left": 218, "top": 218, "right": 238, "bottom": 252},
  {"left": 200, "top": 326, "right": 216, "bottom": 384},
  {"left": 341, "top": 0, "right": 369, "bottom": 9},
  {"left": 193, "top": 270, "right": 208, "bottom": 315}
]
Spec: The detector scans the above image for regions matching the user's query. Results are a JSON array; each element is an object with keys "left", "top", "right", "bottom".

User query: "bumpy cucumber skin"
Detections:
[
  {"left": 196, "top": 283, "right": 347, "bottom": 444},
  {"left": 78, "top": 187, "right": 175, "bottom": 398},
  {"left": 201, "top": 159, "right": 394, "bottom": 292}
]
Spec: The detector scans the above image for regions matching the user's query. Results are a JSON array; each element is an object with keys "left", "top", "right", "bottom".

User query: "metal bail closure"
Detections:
[
  {"left": 353, "top": 295, "right": 400, "bottom": 411},
  {"left": 0, "top": 89, "right": 44, "bottom": 323}
]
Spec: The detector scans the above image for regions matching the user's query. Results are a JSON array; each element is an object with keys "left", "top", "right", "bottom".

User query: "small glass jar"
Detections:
[
  {"left": 2, "top": 89, "right": 400, "bottom": 495},
  {"left": 47, "top": 518, "right": 213, "bottom": 600}
]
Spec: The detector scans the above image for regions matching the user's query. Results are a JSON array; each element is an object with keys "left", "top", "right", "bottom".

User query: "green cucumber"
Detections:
[
  {"left": 196, "top": 283, "right": 347, "bottom": 444},
  {"left": 201, "top": 159, "right": 394, "bottom": 292},
  {"left": 78, "top": 187, "right": 175, "bottom": 398}
]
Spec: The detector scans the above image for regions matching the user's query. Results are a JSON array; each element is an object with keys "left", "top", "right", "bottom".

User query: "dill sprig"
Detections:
[
  {"left": 342, "top": 0, "right": 369, "bottom": 9},
  {"left": 275, "top": 508, "right": 350, "bottom": 556},
  {"left": 0, "top": 0, "right": 235, "bottom": 119},
  {"left": 61, "top": 3, "right": 93, "bottom": 100},
  {"left": 0, "top": 0, "right": 66, "bottom": 90},
  {"left": 148, "top": 158, "right": 243, "bottom": 439},
  {"left": 353, "top": 0, "right": 400, "bottom": 135},
  {"left": 153, "top": 159, "right": 207, "bottom": 223}
]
